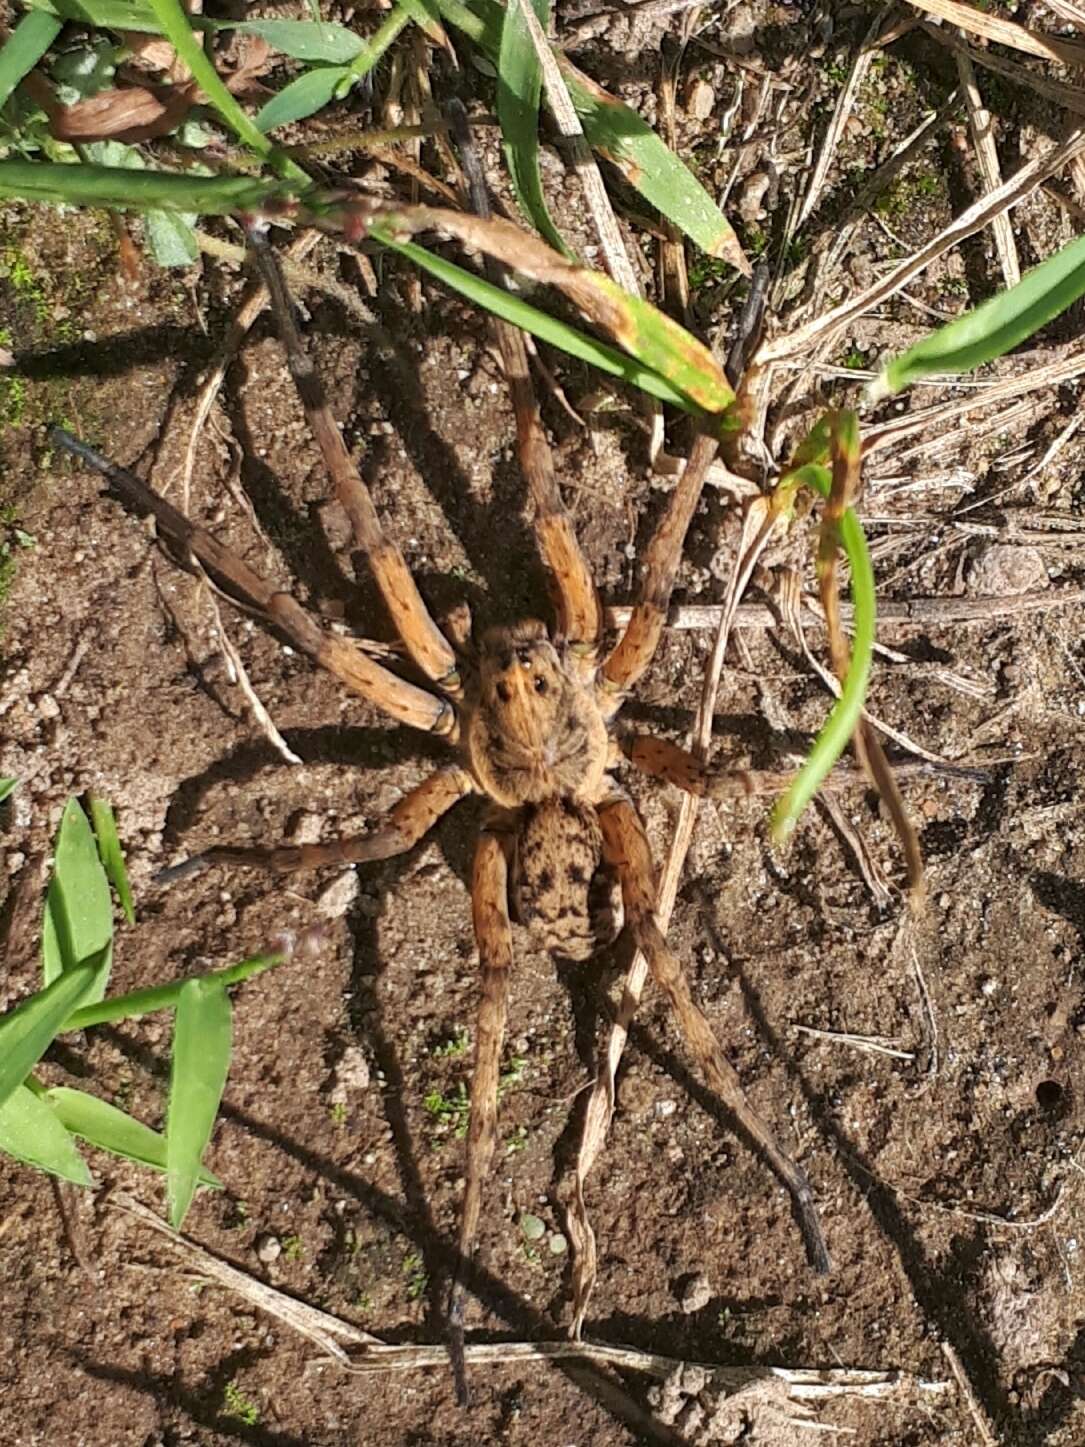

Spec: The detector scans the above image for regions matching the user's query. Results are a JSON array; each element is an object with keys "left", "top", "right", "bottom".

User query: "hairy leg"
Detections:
[
  {"left": 248, "top": 225, "right": 461, "bottom": 694},
  {"left": 447, "top": 102, "right": 602, "bottom": 660},
  {"left": 448, "top": 825, "right": 515, "bottom": 1405},
  {"left": 158, "top": 766, "right": 474, "bottom": 884},
  {"left": 597, "top": 796, "right": 830, "bottom": 1274},
  {"left": 598, "top": 431, "right": 718, "bottom": 711},
  {"left": 52, "top": 428, "right": 455, "bottom": 738}
]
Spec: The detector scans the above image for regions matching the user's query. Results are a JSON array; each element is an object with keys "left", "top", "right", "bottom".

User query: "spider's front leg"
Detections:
[
  {"left": 448, "top": 824, "right": 515, "bottom": 1406},
  {"left": 597, "top": 795, "right": 830, "bottom": 1274}
]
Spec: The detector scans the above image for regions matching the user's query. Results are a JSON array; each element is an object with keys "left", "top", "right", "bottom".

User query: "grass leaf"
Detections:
[
  {"left": 89, "top": 796, "right": 135, "bottom": 926},
  {"left": 64, "top": 946, "right": 290, "bottom": 1032},
  {"left": 42, "top": 798, "right": 113, "bottom": 999},
  {"left": 435, "top": 0, "right": 744, "bottom": 266},
  {"left": 227, "top": 19, "right": 364, "bottom": 63},
  {"left": 0, "top": 1084, "right": 92, "bottom": 1185},
  {"left": 145, "top": 0, "right": 305, "bottom": 177},
  {"left": 497, "top": 0, "right": 568, "bottom": 254},
  {"left": 872, "top": 233, "right": 1085, "bottom": 397},
  {"left": 0, "top": 778, "right": 16, "bottom": 804},
  {"left": 0, "top": 157, "right": 288, "bottom": 210},
  {"left": 0, "top": 10, "right": 62, "bottom": 112},
  {"left": 256, "top": 64, "right": 352, "bottom": 133},
  {"left": 0, "top": 958, "right": 102, "bottom": 1113},
  {"left": 771, "top": 461, "right": 876, "bottom": 842},
  {"left": 166, "top": 978, "right": 232, "bottom": 1229},
  {"left": 144, "top": 208, "right": 199, "bottom": 267},
  {"left": 47, "top": 1086, "right": 222, "bottom": 1186}
]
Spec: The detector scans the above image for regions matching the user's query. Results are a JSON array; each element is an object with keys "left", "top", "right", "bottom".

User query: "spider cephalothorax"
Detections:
[
  {"left": 468, "top": 620, "right": 608, "bottom": 807},
  {"left": 60, "top": 233, "right": 826, "bottom": 1408}
]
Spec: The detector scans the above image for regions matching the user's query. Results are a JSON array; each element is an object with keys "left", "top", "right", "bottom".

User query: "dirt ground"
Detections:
[{"left": 2, "top": 3, "right": 1085, "bottom": 1444}]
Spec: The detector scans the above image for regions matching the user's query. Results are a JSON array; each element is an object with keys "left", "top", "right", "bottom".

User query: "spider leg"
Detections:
[
  {"left": 621, "top": 735, "right": 800, "bottom": 798},
  {"left": 157, "top": 766, "right": 474, "bottom": 884},
  {"left": 446, "top": 102, "right": 602, "bottom": 660},
  {"left": 448, "top": 825, "right": 515, "bottom": 1406},
  {"left": 52, "top": 429, "right": 455, "bottom": 738},
  {"left": 598, "top": 432, "right": 718, "bottom": 712},
  {"left": 247, "top": 225, "right": 461, "bottom": 695},
  {"left": 597, "top": 795, "right": 830, "bottom": 1275},
  {"left": 621, "top": 736, "right": 968, "bottom": 800}
]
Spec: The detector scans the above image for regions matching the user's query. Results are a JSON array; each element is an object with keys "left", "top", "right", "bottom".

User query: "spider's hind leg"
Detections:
[
  {"left": 597, "top": 794, "right": 831, "bottom": 1275},
  {"left": 449, "top": 824, "right": 516, "bottom": 1405}
]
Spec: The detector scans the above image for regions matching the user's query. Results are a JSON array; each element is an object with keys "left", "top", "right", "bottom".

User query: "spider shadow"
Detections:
[
  {"left": 690, "top": 892, "right": 1021, "bottom": 1441},
  {"left": 157, "top": 726, "right": 447, "bottom": 861},
  {"left": 70, "top": 992, "right": 687, "bottom": 1443}
]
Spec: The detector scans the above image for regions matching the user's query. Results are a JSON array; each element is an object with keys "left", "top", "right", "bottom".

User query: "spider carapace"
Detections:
[{"left": 58, "top": 232, "right": 827, "bottom": 1408}]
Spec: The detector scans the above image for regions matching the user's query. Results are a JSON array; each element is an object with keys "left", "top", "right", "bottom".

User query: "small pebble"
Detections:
[
  {"left": 548, "top": 1233, "right": 567, "bottom": 1256},
  {"left": 35, "top": 694, "right": 60, "bottom": 719},
  {"left": 317, "top": 870, "right": 360, "bottom": 919},
  {"left": 685, "top": 78, "right": 715, "bottom": 121},
  {"left": 520, "top": 1212, "right": 546, "bottom": 1242},
  {"left": 680, "top": 1272, "right": 712, "bottom": 1314},
  {"left": 256, "top": 1234, "right": 282, "bottom": 1264}
]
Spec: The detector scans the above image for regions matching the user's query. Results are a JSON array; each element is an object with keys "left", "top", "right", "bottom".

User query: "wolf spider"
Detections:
[{"left": 55, "top": 230, "right": 827, "bottom": 1400}]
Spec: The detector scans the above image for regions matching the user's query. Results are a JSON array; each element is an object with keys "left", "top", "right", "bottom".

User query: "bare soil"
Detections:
[{"left": 2, "top": 4, "right": 1085, "bottom": 1445}]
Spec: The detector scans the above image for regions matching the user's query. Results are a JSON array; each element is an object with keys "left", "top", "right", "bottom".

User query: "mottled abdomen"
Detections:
[{"left": 513, "top": 798, "right": 621, "bottom": 962}]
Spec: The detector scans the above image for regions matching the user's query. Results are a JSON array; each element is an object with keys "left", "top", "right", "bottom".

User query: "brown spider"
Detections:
[{"left": 53, "top": 232, "right": 827, "bottom": 1402}]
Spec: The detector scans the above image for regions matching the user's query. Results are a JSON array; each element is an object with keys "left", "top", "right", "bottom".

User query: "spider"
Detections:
[{"left": 53, "top": 230, "right": 826, "bottom": 1402}]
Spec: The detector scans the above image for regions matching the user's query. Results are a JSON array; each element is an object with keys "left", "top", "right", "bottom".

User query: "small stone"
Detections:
[
  {"left": 317, "top": 869, "right": 359, "bottom": 919},
  {"left": 519, "top": 1212, "right": 546, "bottom": 1242},
  {"left": 680, "top": 1272, "right": 712, "bottom": 1314},
  {"left": 548, "top": 1233, "right": 568, "bottom": 1255},
  {"left": 656, "top": 1099, "right": 678, "bottom": 1119},
  {"left": 35, "top": 694, "right": 60, "bottom": 719},
  {"left": 256, "top": 1234, "right": 281, "bottom": 1264},
  {"left": 685, "top": 78, "right": 715, "bottom": 121},
  {"left": 329, "top": 1045, "right": 370, "bottom": 1105},
  {"left": 967, "top": 543, "right": 1048, "bottom": 596}
]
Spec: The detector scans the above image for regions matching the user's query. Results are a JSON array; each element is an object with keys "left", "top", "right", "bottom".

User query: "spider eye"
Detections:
[
  {"left": 534, "top": 677, "right": 548, "bottom": 695},
  {"left": 496, "top": 682, "right": 512, "bottom": 704}
]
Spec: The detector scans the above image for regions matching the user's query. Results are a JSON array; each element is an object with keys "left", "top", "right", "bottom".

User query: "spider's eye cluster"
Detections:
[{"left": 534, "top": 677, "right": 548, "bottom": 695}]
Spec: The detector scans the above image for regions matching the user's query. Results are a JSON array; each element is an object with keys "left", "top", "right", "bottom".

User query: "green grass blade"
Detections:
[
  {"left": 227, "top": 19, "right": 365, "bottom": 63},
  {"left": 872, "top": 232, "right": 1085, "bottom": 398},
  {"left": 89, "top": 796, "right": 135, "bottom": 926},
  {"left": 771, "top": 464, "right": 876, "bottom": 843},
  {"left": 0, "top": 778, "right": 16, "bottom": 804},
  {"left": 372, "top": 225, "right": 698, "bottom": 411},
  {"left": 47, "top": 1086, "right": 222, "bottom": 1186},
  {"left": 0, "top": 158, "right": 288, "bottom": 211},
  {"left": 434, "top": 0, "right": 744, "bottom": 265},
  {"left": 497, "top": 0, "right": 568, "bottom": 255},
  {"left": 0, "top": 1084, "right": 92, "bottom": 1185},
  {"left": 256, "top": 64, "right": 352, "bottom": 133},
  {"left": 145, "top": 0, "right": 304, "bottom": 178},
  {"left": 0, "top": 10, "right": 62, "bottom": 112},
  {"left": 27, "top": 0, "right": 163, "bottom": 32},
  {"left": 0, "top": 957, "right": 102, "bottom": 1113},
  {"left": 345, "top": 4, "right": 412, "bottom": 77},
  {"left": 558, "top": 56, "right": 746, "bottom": 271},
  {"left": 42, "top": 798, "right": 113, "bottom": 998},
  {"left": 166, "top": 978, "right": 232, "bottom": 1228},
  {"left": 63, "top": 947, "right": 289, "bottom": 1031}
]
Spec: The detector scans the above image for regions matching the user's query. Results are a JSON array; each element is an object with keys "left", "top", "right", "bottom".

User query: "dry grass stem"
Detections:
[
  {"left": 955, "top": 47, "right": 1020, "bottom": 289},
  {"left": 796, "top": 4, "right": 895, "bottom": 231},
  {"left": 794, "top": 1024, "right": 916, "bottom": 1060},
  {"left": 202, "top": 586, "right": 301, "bottom": 766},
  {"left": 760, "top": 127, "right": 1085, "bottom": 365},
  {"left": 941, "top": 1341, "right": 1001, "bottom": 1447},
  {"left": 906, "top": 0, "right": 1085, "bottom": 68}
]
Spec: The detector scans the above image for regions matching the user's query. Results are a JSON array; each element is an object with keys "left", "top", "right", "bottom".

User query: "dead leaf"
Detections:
[{"left": 49, "top": 82, "right": 198, "bottom": 144}]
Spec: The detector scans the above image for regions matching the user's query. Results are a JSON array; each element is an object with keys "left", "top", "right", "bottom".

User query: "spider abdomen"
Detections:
[{"left": 513, "top": 798, "right": 621, "bottom": 962}]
